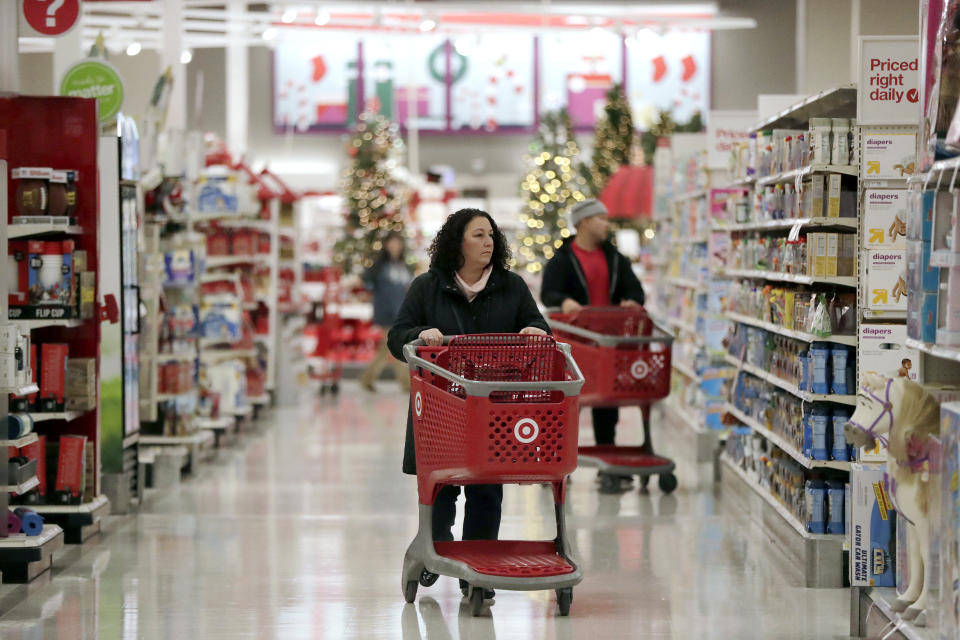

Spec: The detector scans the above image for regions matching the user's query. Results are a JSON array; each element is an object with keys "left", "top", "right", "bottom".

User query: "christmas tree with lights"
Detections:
[
  {"left": 516, "top": 110, "right": 588, "bottom": 273},
  {"left": 333, "top": 111, "right": 407, "bottom": 273},
  {"left": 582, "top": 83, "right": 634, "bottom": 196}
]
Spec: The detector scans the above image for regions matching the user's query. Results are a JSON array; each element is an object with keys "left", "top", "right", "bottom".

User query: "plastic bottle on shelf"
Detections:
[
  {"left": 831, "top": 119, "right": 850, "bottom": 166},
  {"left": 809, "top": 118, "right": 832, "bottom": 164}
]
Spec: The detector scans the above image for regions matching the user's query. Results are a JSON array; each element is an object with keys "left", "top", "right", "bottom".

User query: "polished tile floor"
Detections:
[{"left": 0, "top": 383, "right": 850, "bottom": 639}]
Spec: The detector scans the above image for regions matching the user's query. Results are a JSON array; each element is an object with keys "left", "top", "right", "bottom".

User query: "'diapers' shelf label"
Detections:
[
  {"left": 861, "top": 131, "right": 917, "bottom": 180},
  {"left": 60, "top": 60, "right": 125, "bottom": 123}
]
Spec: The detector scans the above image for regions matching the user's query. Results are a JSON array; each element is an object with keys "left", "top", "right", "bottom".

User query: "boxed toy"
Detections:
[
  {"left": 54, "top": 434, "right": 86, "bottom": 504},
  {"left": 850, "top": 464, "right": 897, "bottom": 587},
  {"left": 196, "top": 172, "right": 239, "bottom": 213},
  {"left": 865, "top": 250, "right": 907, "bottom": 311},
  {"left": 863, "top": 189, "right": 908, "bottom": 250},
  {"left": 11, "top": 167, "right": 51, "bottom": 218},
  {"left": 7, "top": 241, "right": 28, "bottom": 309},
  {"left": 859, "top": 323, "right": 921, "bottom": 382},
  {"left": 39, "top": 343, "right": 68, "bottom": 412}
]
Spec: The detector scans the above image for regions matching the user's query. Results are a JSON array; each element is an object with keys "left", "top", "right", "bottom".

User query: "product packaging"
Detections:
[
  {"left": 850, "top": 464, "right": 897, "bottom": 587},
  {"left": 11, "top": 167, "right": 51, "bottom": 218},
  {"left": 65, "top": 358, "right": 96, "bottom": 411},
  {"left": 196, "top": 172, "right": 239, "bottom": 214},
  {"left": 810, "top": 343, "right": 832, "bottom": 395},
  {"left": 827, "top": 481, "right": 846, "bottom": 534},
  {"left": 907, "top": 239, "right": 941, "bottom": 293},
  {"left": 907, "top": 290, "right": 939, "bottom": 343},
  {"left": 20, "top": 435, "right": 46, "bottom": 502},
  {"left": 809, "top": 407, "right": 830, "bottom": 460},
  {"left": 827, "top": 174, "right": 842, "bottom": 217},
  {"left": 938, "top": 266, "right": 960, "bottom": 344},
  {"left": 865, "top": 250, "right": 908, "bottom": 311},
  {"left": 54, "top": 434, "right": 86, "bottom": 504},
  {"left": 832, "top": 407, "right": 852, "bottom": 461},
  {"left": 39, "top": 343, "right": 68, "bottom": 412},
  {"left": 7, "top": 241, "right": 28, "bottom": 310},
  {"left": 859, "top": 324, "right": 921, "bottom": 382},
  {"left": 863, "top": 189, "right": 909, "bottom": 250},
  {"left": 940, "top": 401, "right": 960, "bottom": 638},
  {"left": 806, "top": 479, "right": 827, "bottom": 533}
]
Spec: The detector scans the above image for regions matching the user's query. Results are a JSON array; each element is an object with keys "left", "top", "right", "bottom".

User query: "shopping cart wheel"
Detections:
[
  {"left": 556, "top": 587, "right": 573, "bottom": 616},
  {"left": 638, "top": 475, "right": 651, "bottom": 492},
  {"left": 470, "top": 586, "right": 485, "bottom": 616},
  {"left": 598, "top": 474, "right": 620, "bottom": 494},
  {"left": 403, "top": 580, "right": 418, "bottom": 603},
  {"left": 659, "top": 473, "right": 678, "bottom": 494},
  {"left": 419, "top": 569, "right": 439, "bottom": 587}
]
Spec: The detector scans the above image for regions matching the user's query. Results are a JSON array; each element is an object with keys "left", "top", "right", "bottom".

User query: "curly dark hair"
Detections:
[{"left": 428, "top": 208, "right": 510, "bottom": 273}]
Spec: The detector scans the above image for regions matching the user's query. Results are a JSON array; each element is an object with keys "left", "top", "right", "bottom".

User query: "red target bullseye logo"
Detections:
[
  {"left": 630, "top": 359, "right": 649, "bottom": 380},
  {"left": 414, "top": 392, "right": 423, "bottom": 417},
  {"left": 514, "top": 418, "right": 539, "bottom": 444}
]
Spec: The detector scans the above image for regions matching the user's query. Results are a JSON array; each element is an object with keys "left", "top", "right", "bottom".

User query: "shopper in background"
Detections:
[
  {"left": 360, "top": 231, "right": 413, "bottom": 392},
  {"left": 388, "top": 208, "right": 549, "bottom": 599},
  {"left": 541, "top": 198, "right": 646, "bottom": 489}
]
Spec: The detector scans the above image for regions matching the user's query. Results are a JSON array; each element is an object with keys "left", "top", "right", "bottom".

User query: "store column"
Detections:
[
  {"left": 226, "top": 0, "right": 249, "bottom": 156},
  {"left": 0, "top": 1, "right": 18, "bottom": 92},
  {"left": 52, "top": 22, "right": 83, "bottom": 94},
  {"left": 162, "top": 0, "right": 187, "bottom": 131}
]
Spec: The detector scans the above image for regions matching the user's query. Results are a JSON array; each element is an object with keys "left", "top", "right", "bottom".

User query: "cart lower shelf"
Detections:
[
  {"left": 433, "top": 540, "right": 575, "bottom": 578},
  {"left": 577, "top": 446, "right": 674, "bottom": 472}
]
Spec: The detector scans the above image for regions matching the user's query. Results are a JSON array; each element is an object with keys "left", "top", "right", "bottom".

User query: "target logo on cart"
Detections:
[
  {"left": 514, "top": 418, "right": 539, "bottom": 444},
  {"left": 414, "top": 392, "right": 423, "bottom": 417},
  {"left": 630, "top": 359, "right": 650, "bottom": 380}
]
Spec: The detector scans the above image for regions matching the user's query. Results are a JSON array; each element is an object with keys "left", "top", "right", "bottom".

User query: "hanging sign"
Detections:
[
  {"left": 60, "top": 60, "right": 125, "bottom": 123},
  {"left": 857, "top": 36, "right": 920, "bottom": 125},
  {"left": 19, "top": 0, "right": 80, "bottom": 37},
  {"left": 706, "top": 110, "right": 756, "bottom": 170}
]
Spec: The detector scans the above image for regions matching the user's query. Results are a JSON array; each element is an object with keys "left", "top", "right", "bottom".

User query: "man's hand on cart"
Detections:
[
  {"left": 561, "top": 298, "right": 582, "bottom": 313},
  {"left": 520, "top": 326, "right": 548, "bottom": 336},
  {"left": 418, "top": 328, "right": 444, "bottom": 346},
  {"left": 619, "top": 299, "right": 640, "bottom": 308}
]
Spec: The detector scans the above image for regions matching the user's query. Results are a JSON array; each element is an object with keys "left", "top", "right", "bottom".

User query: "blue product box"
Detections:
[
  {"left": 827, "top": 482, "right": 845, "bottom": 535},
  {"left": 830, "top": 346, "right": 853, "bottom": 395},
  {"left": 920, "top": 241, "right": 940, "bottom": 292},
  {"left": 906, "top": 190, "right": 935, "bottom": 242},
  {"left": 705, "top": 399, "right": 726, "bottom": 430},
  {"left": 810, "top": 343, "right": 831, "bottom": 395},
  {"left": 806, "top": 480, "right": 827, "bottom": 534},
  {"left": 700, "top": 366, "right": 733, "bottom": 397},
  {"left": 850, "top": 465, "right": 897, "bottom": 587},
  {"left": 831, "top": 408, "right": 852, "bottom": 461},
  {"left": 810, "top": 407, "right": 830, "bottom": 460},
  {"left": 911, "top": 291, "right": 939, "bottom": 343},
  {"left": 802, "top": 413, "right": 813, "bottom": 458}
]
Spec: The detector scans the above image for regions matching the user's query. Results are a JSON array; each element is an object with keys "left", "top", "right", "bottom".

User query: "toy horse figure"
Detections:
[{"left": 845, "top": 373, "right": 941, "bottom": 626}]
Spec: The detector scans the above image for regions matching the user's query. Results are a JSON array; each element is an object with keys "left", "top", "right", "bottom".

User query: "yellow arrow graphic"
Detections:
[
  {"left": 873, "top": 289, "right": 888, "bottom": 305},
  {"left": 869, "top": 229, "right": 885, "bottom": 244},
  {"left": 867, "top": 161, "right": 881, "bottom": 174}
]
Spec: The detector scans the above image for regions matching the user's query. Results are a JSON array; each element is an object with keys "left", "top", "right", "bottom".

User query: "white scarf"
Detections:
[{"left": 455, "top": 266, "right": 493, "bottom": 302}]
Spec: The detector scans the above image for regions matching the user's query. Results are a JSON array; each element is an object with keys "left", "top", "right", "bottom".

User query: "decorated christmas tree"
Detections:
[
  {"left": 582, "top": 83, "right": 634, "bottom": 196},
  {"left": 516, "top": 110, "right": 588, "bottom": 273},
  {"left": 333, "top": 111, "right": 407, "bottom": 273}
]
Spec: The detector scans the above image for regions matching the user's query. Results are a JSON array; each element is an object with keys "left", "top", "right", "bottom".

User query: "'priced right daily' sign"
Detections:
[{"left": 858, "top": 36, "right": 920, "bottom": 125}]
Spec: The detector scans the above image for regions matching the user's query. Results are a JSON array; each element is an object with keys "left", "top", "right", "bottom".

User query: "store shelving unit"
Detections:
[{"left": 725, "top": 312, "right": 858, "bottom": 346}]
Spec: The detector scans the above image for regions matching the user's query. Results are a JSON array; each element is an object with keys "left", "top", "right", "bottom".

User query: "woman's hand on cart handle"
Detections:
[
  {"left": 620, "top": 299, "right": 640, "bottom": 308},
  {"left": 520, "top": 326, "right": 547, "bottom": 336},
  {"left": 418, "top": 328, "right": 444, "bottom": 346},
  {"left": 561, "top": 298, "right": 582, "bottom": 313}
]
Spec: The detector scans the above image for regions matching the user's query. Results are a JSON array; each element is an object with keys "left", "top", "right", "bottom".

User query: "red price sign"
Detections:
[{"left": 21, "top": 0, "right": 80, "bottom": 37}]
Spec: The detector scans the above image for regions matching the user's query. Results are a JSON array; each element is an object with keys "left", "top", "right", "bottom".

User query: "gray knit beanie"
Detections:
[{"left": 568, "top": 199, "right": 608, "bottom": 229}]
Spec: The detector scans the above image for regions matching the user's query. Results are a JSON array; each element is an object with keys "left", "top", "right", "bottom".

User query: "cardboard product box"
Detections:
[
  {"left": 54, "top": 434, "right": 86, "bottom": 504},
  {"left": 80, "top": 271, "right": 95, "bottom": 319},
  {"left": 865, "top": 250, "right": 908, "bottom": 312},
  {"left": 196, "top": 173, "right": 239, "bottom": 213},
  {"left": 807, "top": 175, "right": 825, "bottom": 218},
  {"left": 827, "top": 174, "right": 842, "bottom": 217},
  {"left": 907, "top": 291, "right": 939, "bottom": 343},
  {"left": 859, "top": 323, "right": 921, "bottom": 383},
  {"left": 65, "top": 357, "right": 96, "bottom": 401},
  {"left": 908, "top": 190, "right": 941, "bottom": 242},
  {"left": 810, "top": 233, "right": 827, "bottom": 277},
  {"left": 20, "top": 435, "right": 46, "bottom": 502},
  {"left": 7, "top": 241, "right": 29, "bottom": 309},
  {"left": 940, "top": 402, "right": 960, "bottom": 639},
  {"left": 39, "top": 343, "right": 68, "bottom": 412},
  {"left": 863, "top": 189, "right": 908, "bottom": 250},
  {"left": 849, "top": 464, "right": 897, "bottom": 587},
  {"left": 825, "top": 233, "right": 839, "bottom": 277},
  {"left": 907, "top": 239, "right": 941, "bottom": 293},
  {"left": 839, "top": 233, "right": 856, "bottom": 277}
]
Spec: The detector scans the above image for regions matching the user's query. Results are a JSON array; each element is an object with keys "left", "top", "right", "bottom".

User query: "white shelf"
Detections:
[
  {"left": 732, "top": 176, "right": 756, "bottom": 187},
  {"left": 864, "top": 588, "right": 936, "bottom": 640},
  {"left": 726, "top": 312, "right": 858, "bottom": 346},
  {"left": 5, "top": 383, "right": 38, "bottom": 396},
  {"left": 277, "top": 227, "right": 296, "bottom": 240},
  {"left": 3, "top": 475, "right": 39, "bottom": 494},
  {"left": 205, "top": 255, "right": 259, "bottom": 268},
  {"left": 230, "top": 404, "right": 253, "bottom": 417},
  {"left": 672, "top": 189, "right": 708, "bottom": 202},
  {"left": 8, "top": 223, "right": 83, "bottom": 239},
  {"left": 665, "top": 316, "right": 698, "bottom": 336},
  {"left": 249, "top": 394, "right": 270, "bottom": 405},
  {"left": 0, "top": 433, "right": 38, "bottom": 448},
  {"left": 194, "top": 416, "right": 234, "bottom": 430},
  {"left": 140, "top": 430, "right": 216, "bottom": 446},
  {"left": 755, "top": 163, "right": 859, "bottom": 187},
  {"left": 671, "top": 359, "right": 702, "bottom": 383},
  {"left": 154, "top": 351, "right": 197, "bottom": 363},
  {"left": 0, "top": 524, "right": 63, "bottom": 549},
  {"left": 724, "top": 403, "right": 850, "bottom": 471},
  {"left": 905, "top": 337, "right": 960, "bottom": 363},
  {"left": 930, "top": 249, "right": 960, "bottom": 267},
  {"left": 32, "top": 494, "right": 110, "bottom": 516},
  {"left": 664, "top": 276, "right": 705, "bottom": 291},
  {"left": 752, "top": 84, "right": 857, "bottom": 131},
  {"left": 10, "top": 318, "right": 84, "bottom": 330},
  {"left": 721, "top": 268, "right": 857, "bottom": 288},
  {"left": 28, "top": 411, "right": 88, "bottom": 423},
  {"left": 255, "top": 334, "right": 270, "bottom": 346},
  {"left": 187, "top": 210, "right": 259, "bottom": 221},
  {"left": 663, "top": 399, "right": 706, "bottom": 435},
  {"left": 213, "top": 219, "right": 274, "bottom": 232},
  {"left": 713, "top": 217, "right": 859, "bottom": 233},
  {"left": 200, "top": 348, "right": 257, "bottom": 362},
  {"left": 724, "top": 353, "right": 857, "bottom": 405},
  {"left": 721, "top": 454, "right": 843, "bottom": 541}
]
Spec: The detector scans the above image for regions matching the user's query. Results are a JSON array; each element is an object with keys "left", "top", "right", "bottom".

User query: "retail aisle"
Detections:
[{"left": 0, "top": 384, "right": 847, "bottom": 639}]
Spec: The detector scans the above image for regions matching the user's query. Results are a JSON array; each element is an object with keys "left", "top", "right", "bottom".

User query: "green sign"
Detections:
[{"left": 60, "top": 60, "right": 125, "bottom": 122}]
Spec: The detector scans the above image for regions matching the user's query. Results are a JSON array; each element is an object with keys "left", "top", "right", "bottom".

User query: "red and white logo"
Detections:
[
  {"left": 514, "top": 418, "right": 539, "bottom": 444},
  {"left": 630, "top": 359, "right": 650, "bottom": 380},
  {"left": 22, "top": 0, "right": 80, "bottom": 37},
  {"left": 414, "top": 392, "right": 423, "bottom": 417}
]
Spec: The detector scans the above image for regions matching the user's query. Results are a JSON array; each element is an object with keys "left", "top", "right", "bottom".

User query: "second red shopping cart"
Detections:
[{"left": 548, "top": 306, "right": 677, "bottom": 494}]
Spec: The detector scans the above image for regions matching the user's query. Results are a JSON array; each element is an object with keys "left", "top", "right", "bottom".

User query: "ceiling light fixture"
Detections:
[
  {"left": 262, "top": 27, "right": 278, "bottom": 41},
  {"left": 180, "top": 49, "right": 193, "bottom": 64},
  {"left": 281, "top": 9, "right": 297, "bottom": 24},
  {"left": 315, "top": 10, "right": 331, "bottom": 26},
  {"left": 126, "top": 42, "right": 141, "bottom": 56},
  {"left": 419, "top": 18, "right": 437, "bottom": 32}
]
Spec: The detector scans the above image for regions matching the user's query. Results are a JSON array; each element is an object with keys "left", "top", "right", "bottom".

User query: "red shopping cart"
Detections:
[
  {"left": 400, "top": 334, "right": 585, "bottom": 616},
  {"left": 548, "top": 307, "right": 677, "bottom": 494}
]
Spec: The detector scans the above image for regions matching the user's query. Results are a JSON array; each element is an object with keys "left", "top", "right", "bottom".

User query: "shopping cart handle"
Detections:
[{"left": 402, "top": 337, "right": 585, "bottom": 398}]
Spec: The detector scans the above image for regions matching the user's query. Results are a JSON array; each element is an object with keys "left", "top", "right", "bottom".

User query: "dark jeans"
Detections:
[
  {"left": 592, "top": 407, "right": 619, "bottom": 445},
  {"left": 432, "top": 483, "right": 503, "bottom": 590}
]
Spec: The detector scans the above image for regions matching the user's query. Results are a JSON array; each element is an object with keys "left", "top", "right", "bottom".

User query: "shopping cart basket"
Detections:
[
  {"left": 400, "top": 333, "right": 585, "bottom": 616},
  {"left": 548, "top": 307, "right": 678, "bottom": 494}
]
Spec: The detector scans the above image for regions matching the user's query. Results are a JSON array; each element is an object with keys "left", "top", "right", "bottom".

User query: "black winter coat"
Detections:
[
  {"left": 388, "top": 266, "right": 550, "bottom": 474},
  {"left": 540, "top": 237, "right": 645, "bottom": 308}
]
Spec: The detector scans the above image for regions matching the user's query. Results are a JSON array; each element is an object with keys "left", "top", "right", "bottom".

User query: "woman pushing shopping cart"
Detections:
[{"left": 388, "top": 208, "right": 584, "bottom": 615}]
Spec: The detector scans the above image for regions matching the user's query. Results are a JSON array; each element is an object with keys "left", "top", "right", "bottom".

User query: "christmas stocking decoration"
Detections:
[
  {"left": 681, "top": 55, "right": 697, "bottom": 82},
  {"left": 652, "top": 55, "right": 667, "bottom": 83}
]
